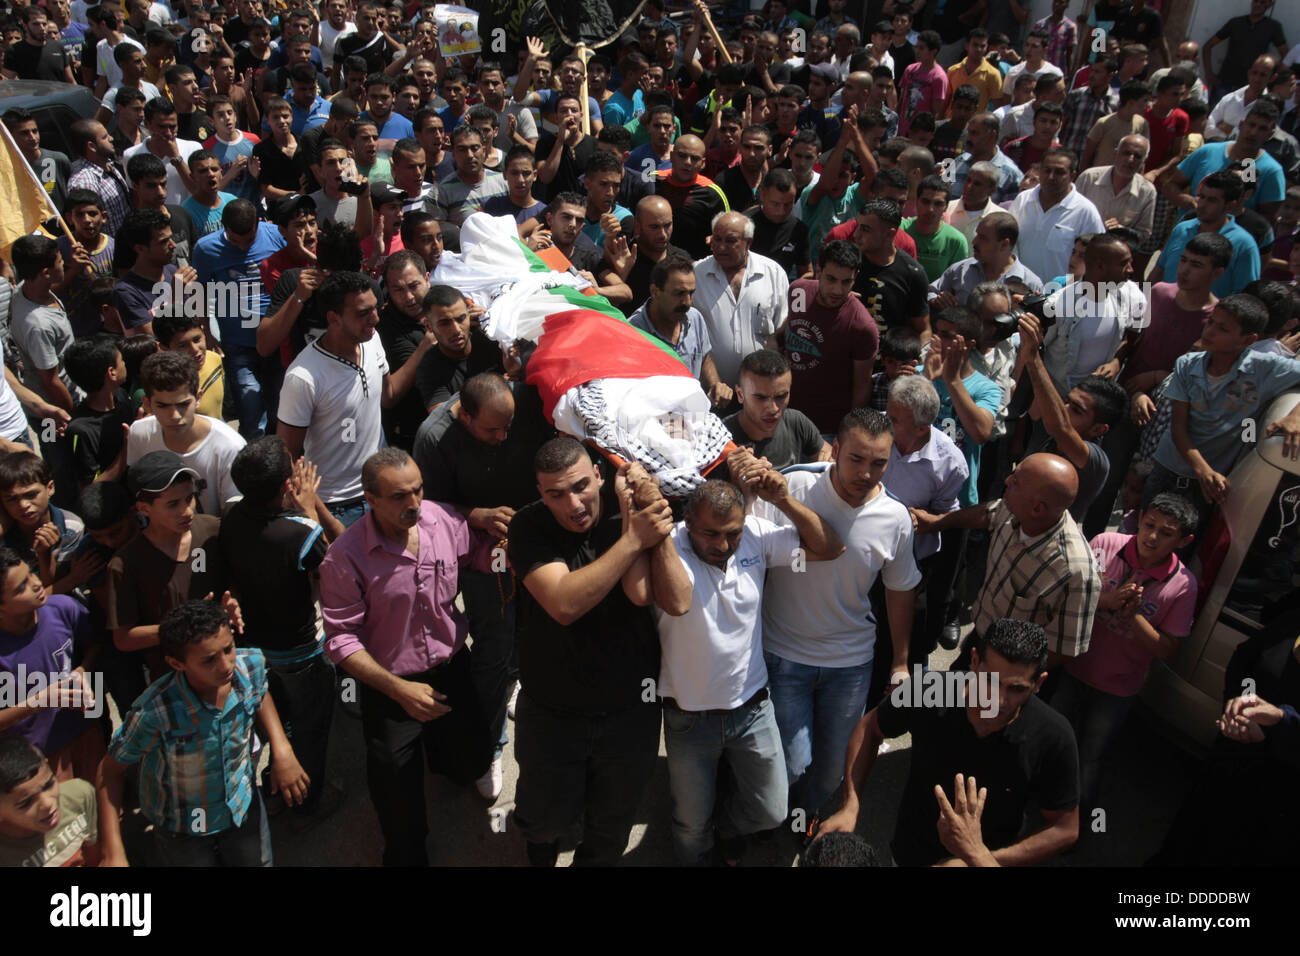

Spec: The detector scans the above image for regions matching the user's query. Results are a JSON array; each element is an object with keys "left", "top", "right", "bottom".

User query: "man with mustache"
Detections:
[
  {"left": 276, "top": 272, "right": 435, "bottom": 529},
  {"left": 627, "top": 255, "right": 727, "bottom": 406},
  {"left": 319, "top": 446, "right": 497, "bottom": 866}
]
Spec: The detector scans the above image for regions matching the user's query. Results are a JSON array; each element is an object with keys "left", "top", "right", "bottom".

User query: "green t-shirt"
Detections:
[
  {"left": 0, "top": 778, "right": 98, "bottom": 867},
  {"left": 357, "top": 157, "right": 393, "bottom": 185},
  {"left": 902, "top": 218, "right": 971, "bottom": 282}
]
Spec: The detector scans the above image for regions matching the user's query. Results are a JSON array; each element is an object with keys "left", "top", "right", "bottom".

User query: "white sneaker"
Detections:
[
  {"left": 476, "top": 755, "right": 503, "bottom": 802},
  {"left": 506, "top": 681, "right": 520, "bottom": 721}
]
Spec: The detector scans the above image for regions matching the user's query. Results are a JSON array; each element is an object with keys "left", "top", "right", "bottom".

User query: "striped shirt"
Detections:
[
  {"left": 108, "top": 648, "right": 267, "bottom": 836},
  {"left": 67, "top": 159, "right": 132, "bottom": 236},
  {"left": 974, "top": 499, "right": 1101, "bottom": 658}
]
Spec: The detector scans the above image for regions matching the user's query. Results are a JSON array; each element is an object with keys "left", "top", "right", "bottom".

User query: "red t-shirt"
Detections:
[
  {"left": 1119, "top": 281, "right": 1215, "bottom": 386},
  {"left": 782, "top": 277, "right": 881, "bottom": 432},
  {"left": 825, "top": 218, "right": 918, "bottom": 258},
  {"left": 1143, "top": 106, "right": 1189, "bottom": 170}
]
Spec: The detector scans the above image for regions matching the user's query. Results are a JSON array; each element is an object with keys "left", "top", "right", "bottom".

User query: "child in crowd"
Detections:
[
  {"left": 60, "top": 335, "right": 136, "bottom": 492},
  {"left": 0, "top": 453, "right": 98, "bottom": 594},
  {"left": 0, "top": 548, "right": 103, "bottom": 783},
  {"left": 119, "top": 334, "right": 160, "bottom": 406},
  {"left": 96, "top": 599, "right": 308, "bottom": 866},
  {"left": 482, "top": 145, "right": 547, "bottom": 224},
  {"left": 0, "top": 738, "right": 102, "bottom": 867},
  {"left": 871, "top": 325, "right": 922, "bottom": 411},
  {"left": 54, "top": 191, "right": 115, "bottom": 338},
  {"left": 1054, "top": 494, "right": 1199, "bottom": 814}
]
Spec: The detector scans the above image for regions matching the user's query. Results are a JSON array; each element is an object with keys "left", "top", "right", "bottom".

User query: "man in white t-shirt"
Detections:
[
  {"left": 277, "top": 271, "right": 434, "bottom": 527},
  {"left": 754, "top": 408, "right": 921, "bottom": 820},
  {"left": 123, "top": 99, "right": 203, "bottom": 205},
  {"left": 648, "top": 461, "right": 844, "bottom": 866},
  {"left": 126, "top": 351, "right": 245, "bottom": 515},
  {"left": 319, "top": 0, "right": 356, "bottom": 72}
]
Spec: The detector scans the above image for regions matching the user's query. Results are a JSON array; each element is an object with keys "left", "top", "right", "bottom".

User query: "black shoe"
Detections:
[{"left": 938, "top": 623, "right": 962, "bottom": 651}]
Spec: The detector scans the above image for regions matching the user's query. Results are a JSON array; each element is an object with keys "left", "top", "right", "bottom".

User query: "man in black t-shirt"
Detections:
[
  {"left": 2, "top": 6, "right": 75, "bottom": 82},
  {"left": 507, "top": 437, "right": 672, "bottom": 867},
  {"left": 818, "top": 619, "right": 1080, "bottom": 866},
  {"left": 334, "top": 3, "right": 397, "bottom": 75},
  {"left": 220, "top": 436, "right": 342, "bottom": 821},
  {"left": 747, "top": 169, "right": 812, "bottom": 281},
  {"left": 409, "top": 284, "right": 503, "bottom": 412},
  {"left": 851, "top": 200, "right": 932, "bottom": 340},
  {"left": 413, "top": 372, "right": 554, "bottom": 801},
  {"left": 721, "top": 349, "right": 829, "bottom": 473}
]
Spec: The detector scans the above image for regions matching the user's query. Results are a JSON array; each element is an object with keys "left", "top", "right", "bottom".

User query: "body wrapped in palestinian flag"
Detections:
[{"left": 433, "top": 213, "right": 732, "bottom": 497}]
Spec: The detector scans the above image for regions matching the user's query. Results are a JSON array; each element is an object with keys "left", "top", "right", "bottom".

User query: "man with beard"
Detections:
[
  {"left": 412, "top": 373, "right": 555, "bottom": 802},
  {"left": 411, "top": 285, "right": 503, "bottom": 413},
  {"left": 524, "top": 193, "right": 631, "bottom": 302},
  {"left": 627, "top": 255, "right": 726, "bottom": 405},
  {"left": 375, "top": 251, "right": 435, "bottom": 450},
  {"left": 319, "top": 447, "right": 497, "bottom": 866}
]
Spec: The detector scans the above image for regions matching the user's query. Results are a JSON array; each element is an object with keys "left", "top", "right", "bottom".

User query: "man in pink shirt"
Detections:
[
  {"left": 897, "top": 30, "right": 948, "bottom": 138},
  {"left": 319, "top": 447, "right": 496, "bottom": 866},
  {"left": 1054, "top": 494, "right": 1199, "bottom": 816}
]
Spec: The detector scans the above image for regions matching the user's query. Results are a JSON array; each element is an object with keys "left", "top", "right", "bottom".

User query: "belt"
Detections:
[{"left": 662, "top": 687, "right": 768, "bottom": 716}]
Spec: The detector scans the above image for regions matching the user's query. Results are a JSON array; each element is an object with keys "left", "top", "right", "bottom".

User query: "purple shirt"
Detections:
[
  {"left": 0, "top": 596, "right": 94, "bottom": 753},
  {"left": 320, "top": 500, "right": 494, "bottom": 675}
]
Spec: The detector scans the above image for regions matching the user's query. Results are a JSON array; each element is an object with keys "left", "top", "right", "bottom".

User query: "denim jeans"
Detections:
[
  {"left": 1050, "top": 671, "right": 1135, "bottom": 812},
  {"left": 663, "top": 693, "right": 788, "bottom": 866},
  {"left": 223, "top": 343, "right": 283, "bottom": 439},
  {"left": 326, "top": 498, "right": 368, "bottom": 528},
  {"left": 461, "top": 568, "right": 515, "bottom": 759},
  {"left": 764, "top": 651, "right": 873, "bottom": 819},
  {"left": 513, "top": 691, "right": 661, "bottom": 866},
  {"left": 151, "top": 790, "right": 271, "bottom": 866},
  {"left": 262, "top": 654, "right": 335, "bottom": 815}
]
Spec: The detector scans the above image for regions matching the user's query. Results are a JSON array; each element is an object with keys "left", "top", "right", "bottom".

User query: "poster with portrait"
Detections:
[{"left": 434, "top": 4, "right": 481, "bottom": 55}]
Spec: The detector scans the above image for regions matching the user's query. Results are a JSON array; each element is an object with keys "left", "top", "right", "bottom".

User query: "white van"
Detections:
[{"left": 1141, "top": 391, "right": 1300, "bottom": 750}]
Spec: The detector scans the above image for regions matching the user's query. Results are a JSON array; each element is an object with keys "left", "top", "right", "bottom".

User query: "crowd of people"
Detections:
[{"left": 1, "top": 0, "right": 1299, "bottom": 870}]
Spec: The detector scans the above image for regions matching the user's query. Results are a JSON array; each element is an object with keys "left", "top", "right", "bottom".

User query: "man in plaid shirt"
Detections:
[
  {"left": 1060, "top": 60, "right": 1119, "bottom": 160},
  {"left": 909, "top": 453, "right": 1101, "bottom": 664},
  {"left": 1034, "top": 0, "right": 1079, "bottom": 73},
  {"left": 96, "top": 600, "right": 309, "bottom": 866}
]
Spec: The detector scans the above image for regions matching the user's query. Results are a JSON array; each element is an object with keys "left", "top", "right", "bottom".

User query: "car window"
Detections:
[
  {"left": 1221, "top": 474, "right": 1300, "bottom": 630},
  {"left": 35, "top": 106, "right": 78, "bottom": 158}
]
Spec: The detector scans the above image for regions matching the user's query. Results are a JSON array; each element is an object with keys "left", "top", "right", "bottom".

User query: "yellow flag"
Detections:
[{"left": 0, "top": 120, "right": 62, "bottom": 261}]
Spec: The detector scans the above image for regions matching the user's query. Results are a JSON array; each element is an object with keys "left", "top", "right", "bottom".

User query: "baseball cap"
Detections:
[
  {"left": 127, "top": 451, "right": 200, "bottom": 497},
  {"left": 371, "top": 181, "right": 406, "bottom": 206},
  {"left": 810, "top": 62, "right": 839, "bottom": 83},
  {"left": 272, "top": 192, "right": 317, "bottom": 226}
]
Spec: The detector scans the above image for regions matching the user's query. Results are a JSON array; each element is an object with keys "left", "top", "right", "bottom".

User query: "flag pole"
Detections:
[
  {"left": 0, "top": 120, "right": 76, "bottom": 245},
  {"left": 699, "top": 5, "right": 733, "bottom": 65},
  {"left": 576, "top": 42, "right": 591, "bottom": 135}
]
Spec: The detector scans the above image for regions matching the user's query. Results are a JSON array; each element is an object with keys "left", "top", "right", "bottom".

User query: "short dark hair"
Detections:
[
  {"left": 0, "top": 737, "right": 45, "bottom": 795},
  {"left": 126, "top": 151, "right": 167, "bottom": 184},
  {"left": 1183, "top": 231, "right": 1233, "bottom": 270},
  {"left": 916, "top": 29, "right": 941, "bottom": 51},
  {"left": 879, "top": 325, "right": 922, "bottom": 361},
  {"left": 859, "top": 197, "right": 902, "bottom": 232},
  {"left": 818, "top": 238, "right": 861, "bottom": 272},
  {"left": 837, "top": 407, "right": 892, "bottom": 442},
  {"left": 1200, "top": 168, "right": 1245, "bottom": 204},
  {"left": 159, "top": 599, "right": 231, "bottom": 661},
  {"left": 1215, "top": 293, "right": 1270, "bottom": 337},
  {"left": 422, "top": 284, "right": 465, "bottom": 312},
  {"left": 317, "top": 270, "right": 374, "bottom": 320},
  {"left": 649, "top": 253, "right": 696, "bottom": 290},
  {"left": 1118, "top": 79, "right": 1152, "bottom": 105},
  {"left": 461, "top": 373, "right": 511, "bottom": 418},
  {"left": 63, "top": 187, "right": 105, "bottom": 218},
  {"left": 1245, "top": 99, "right": 1281, "bottom": 126},
  {"left": 871, "top": 166, "right": 909, "bottom": 194},
  {"left": 10, "top": 235, "right": 59, "bottom": 282},
  {"left": 221, "top": 198, "right": 259, "bottom": 236},
  {"left": 317, "top": 220, "right": 363, "bottom": 271},
  {"left": 1242, "top": 279, "right": 1295, "bottom": 336},
  {"left": 78, "top": 482, "right": 134, "bottom": 531},
  {"left": 934, "top": 306, "right": 981, "bottom": 342},
  {"left": 799, "top": 832, "right": 881, "bottom": 867},
  {"left": 0, "top": 452, "right": 51, "bottom": 492},
  {"left": 230, "top": 435, "right": 293, "bottom": 506},
  {"left": 534, "top": 436, "right": 588, "bottom": 475},
  {"left": 1144, "top": 492, "right": 1199, "bottom": 538},
  {"left": 1075, "top": 375, "right": 1128, "bottom": 427},
  {"left": 1032, "top": 100, "right": 1064, "bottom": 120},
  {"left": 63, "top": 335, "right": 123, "bottom": 394},
  {"left": 1042, "top": 145, "right": 1076, "bottom": 170},
  {"left": 739, "top": 349, "right": 790, "bottom": 379},
  {"left": 686, "top": 479, "right": 744, "bottom": 519},
  {"left": 917, "top": 174, "right": 948, "bottom": 198},
  {"left": 976, "top": 618, "right": 1049, "bottom": 675},
  {"left": 909, "top": 111, "right": 936, "bottom": 133},
  {"left": 144, "top": 97, "right": 177, "bottom": 123},
  {"left": 466, "top": 104, "right": 499, "bottom": 128},
  {"left": 597, "top": 124, "right": 633, "bottom": 150},
  {"left": 585, "top": 148, "right": 624, "bottom": 178},
  {"left": 140, "top": 349, "right": 200, "bottom": 399},
  {"left": 952, "top": 84, "right": 980, "bottom": 106}
]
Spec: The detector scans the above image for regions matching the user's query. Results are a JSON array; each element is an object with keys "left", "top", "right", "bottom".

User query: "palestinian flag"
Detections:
[{"left": 434, "top": 213, "right": 733, "bottom": 495}]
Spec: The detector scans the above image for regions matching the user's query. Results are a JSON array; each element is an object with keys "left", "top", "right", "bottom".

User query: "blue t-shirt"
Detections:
[
  {"left": 1156, "top": 349, "right": 1300, "bottom": 477},
  {"left": 602, "top": 88, "right": 645, "bottom": 126},
  {"left": 181, "top": 192, "right": 238, "bottom": 237},
  {"left": 1157, "top": 216, "right": 1261, "bottom": 298},
  {"left": 192, "top": 223, "right": 286, "bottom": 348},
  {"left": 626, "top": 143, "right": 671, "bottom": 186},
  {"left": 1176, "top": 142, "right": 1286, "bottom": 214},
  {"left": 207, "top": 135, "right": 260, "bottom": 203},
  {"left": 931, "top": 369, "right": 1003, "bottom": 505},
  {"left": 481, "top": 194, "right": 547, "bottom": 224},
  {"left": 363, "top": 111, "right": 415, "bottom": 140},
  {"left": 582, "top": 203, "right": 631, "bottom": 247}
]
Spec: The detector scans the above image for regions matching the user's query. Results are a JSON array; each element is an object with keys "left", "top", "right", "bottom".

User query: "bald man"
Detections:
[
  {"left": 651, "top": 134, "right": 730, "bottom": 260},
  {"left": 911, "top": 453, "right": 1101, "bottom": 664},
  {"left": 618, "top": 196, "right": 687, "bottom": 310}
]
